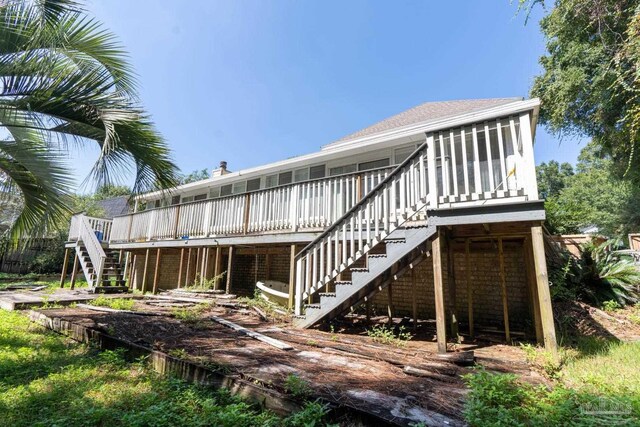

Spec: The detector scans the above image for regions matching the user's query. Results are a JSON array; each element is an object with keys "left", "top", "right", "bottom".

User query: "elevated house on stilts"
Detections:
[{"left": 63, "top": 97, "right": 557, "bottom": 354}]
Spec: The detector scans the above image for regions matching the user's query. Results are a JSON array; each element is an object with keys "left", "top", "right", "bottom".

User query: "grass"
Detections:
[
  {"left": 90, "top": 295, "right": 136, "bottom": 311},
  {"left": 365, "top": 324, "right": 413, "bottom": 348},
  {"left": 0, "top": 278, "right": 90, "bottom": 291},
  {"left": 0, "top": 310, "right": 330, "bottom": 427},
  {"left": 465, "top": 337, "right": 640, "bottom": 426}
]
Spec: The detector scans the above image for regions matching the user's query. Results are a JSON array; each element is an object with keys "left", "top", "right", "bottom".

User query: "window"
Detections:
[
  {"left": 153, "top": 200, "right": 161, "bottom": 208},
  {"left": 232, "top": 181, "right": 246, "bottom": 194},
  {"left": 171, "top": 195, "right": 180, "bottom": 205},
  {"left": 358, "top": 158, "right": 390, "bottom": 171},
  {"left": 209, "top": 187, "right": 221, "bottom": 198},
  {"left": 220, "top": 184, "right": 232, "bottom": 196},
  {"left": 294, "top": 168, "right": 309, "bottom": 182},
  {"left": 247, "top": 178, "right": 261, "bottom": 191},
  {"left": 194, "top": 193, "right": 207, "bottom": 201},
  {"left": 181, "top": 196, "right": 194, "bottom": 203},
  {"left": 278, "top": 171, "right": 292, "bottom": 185},
  {"left": 329, "top": 164, "right": 357, "bottom": 176},
  {"left": 309, "top": 164, "right": 326, "bottom": 179},
  {"left": 265, "top": 175, "right": 278, "bottom": 188},
  {"left": 394, "top": 146, "right": 415, "bottom": 164}
]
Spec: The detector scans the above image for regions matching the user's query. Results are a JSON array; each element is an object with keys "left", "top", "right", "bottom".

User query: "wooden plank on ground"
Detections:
[
  {"left": 210, "top": 315, "right": 294, "bottom": 350},
  {"left": 76, "top": 303, "right": 162, "bottom": 316},
  {"left": 144, "top": 294, "right": 213, "bottom": 304}
]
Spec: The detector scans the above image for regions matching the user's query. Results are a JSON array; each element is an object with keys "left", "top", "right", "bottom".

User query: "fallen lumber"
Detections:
[
  {"left": 29, "top": 286, "right": 48, "bottom": 292},
  {"left": 210, "top": 316, "right": 294, "bottom": 351},
  {"left": 144, "top": 294, "right": 213, "bottom": 304},
  {"left": 252, "top": 306, "right": 268, "bottom": 321},
  {"left": 76, "top": 303, "right": 162, "bottom": 316},
  {"left": 403, "top": 366, "right": 458, "bottom": 383},
  {"left": 435, "top": 351, "right": 475, "bottom": 366}
]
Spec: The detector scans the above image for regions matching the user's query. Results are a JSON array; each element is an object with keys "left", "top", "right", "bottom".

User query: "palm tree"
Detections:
[{"left": 0, "top": 0, "right": 178, "bottom": 239}]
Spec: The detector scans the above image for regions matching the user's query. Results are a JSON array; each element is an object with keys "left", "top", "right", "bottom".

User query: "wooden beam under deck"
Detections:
[
  {"left": 60, "top": 248, "right": 70, "bottom": 288},
  {"left": 432, "top": 228, "right": 447, "bottom": 354},
  {"left": 530, "top": 225, "right": 558, "bottom": 354}
]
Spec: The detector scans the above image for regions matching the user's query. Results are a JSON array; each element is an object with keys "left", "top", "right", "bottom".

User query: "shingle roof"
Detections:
[
  {"left": 327, "top": 97, "right": 522, "bottom": 147},
  {"left": 97, "top": 196, "right": 129, "bottom": 219}
]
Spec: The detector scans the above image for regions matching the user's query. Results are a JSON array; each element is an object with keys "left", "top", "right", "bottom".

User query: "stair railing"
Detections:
[
  {"left": 294, "top": 139, "right": 433, "bottom": 315},
  {"left": 78, "top": 214, "right": 107, "bottom": 287}
]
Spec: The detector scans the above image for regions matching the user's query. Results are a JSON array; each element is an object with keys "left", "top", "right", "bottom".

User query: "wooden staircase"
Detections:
[
  {"left": 293, "top": 139, "right": 436, "bottom": 326},
  {"left": 295, "top": 224, "right": 436, "bottom": 328},
  {"left": 72, "top": 213, "right": 128, "bottom": 293}
]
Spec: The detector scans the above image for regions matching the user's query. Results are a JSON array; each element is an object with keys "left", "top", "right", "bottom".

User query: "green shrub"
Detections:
[
  {"left": 284, "top": 374, "right": 312, "bottom": 399},
  {"left": 547, "top": 237, "right": 640, "bottom": 306},
  {"left": 366, "top": 324, "right": 412, "bottom": 347}
]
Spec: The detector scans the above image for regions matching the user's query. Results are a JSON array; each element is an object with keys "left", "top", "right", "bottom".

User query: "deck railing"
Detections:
[
  {"left": 108, "top": 167, "right": 394, "bottom": 243},
  {"left": 71, "top": 213, "right": 107, "bottom": 287},
  {"left": 76, "top": 112, "right": 538, "bottom": 248}
]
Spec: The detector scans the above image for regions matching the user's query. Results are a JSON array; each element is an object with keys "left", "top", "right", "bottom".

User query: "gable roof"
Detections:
[{"left": 325, "top": 97, "right": 522, "bottom": 148}]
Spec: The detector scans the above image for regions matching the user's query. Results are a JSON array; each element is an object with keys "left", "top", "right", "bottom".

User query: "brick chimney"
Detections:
[{"left": 211, "top": 160, "right": 230, "bottom": 177}]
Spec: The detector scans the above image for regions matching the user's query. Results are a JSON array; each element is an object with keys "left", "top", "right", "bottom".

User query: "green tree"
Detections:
[
  {"left": 179, "top": 168, "right": 210, "bottom": 185},
  {"left": 524, "top": 0, "right": 640, "bottom": 183},
  {"left": 536, "top": 160, "right": 574, "bottom": 199},
  {"left": 94, "top": 184, "right": 131, "bottom": 200},
  {"left": 0, "top": 0, "right": 178, "bottom": 240},
  {"left": 544, "top": 143, "right": 638, "bottom": 237}
]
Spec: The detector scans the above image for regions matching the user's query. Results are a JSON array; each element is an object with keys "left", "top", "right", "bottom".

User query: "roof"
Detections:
[
  {"left": 97, "top": 196, "right": 129, "bottom": 219},
  {"left": 326, "top": 97, "right": 523, "bottom": 148}
]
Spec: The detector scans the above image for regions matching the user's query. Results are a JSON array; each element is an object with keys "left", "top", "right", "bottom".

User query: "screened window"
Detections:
[
  {"left": 358, "top": 158, "right": 390, "bottom": 171},
  {"left": 394, "top": 146, "right": 415, "bottom": 164},
  {"left": 279, "top": 171, "right": 293, "bottom": 185},
  {"left": 220, "top": 184, "right": 232, "bottom": 196},
  {"left": 309, "top": 164, "right": 326, "bottom": 179},
  {"left": 265, "top": 175, "right": 278, "bottom": 188},
  {"left": 171, "top": 195, "right": 181, "bottom": 205},
  {"left": 247, "top": 178, "right": 261, "bottom": 191},
  {"left": 194, "top": 193, "right": 207, "bottom": 201},
  {"left": 294, "top": 168, "right": 309, "bottom": 182},
  {"left": 209, "top": 187, "right": 221, "bottom": 198},
  {"left": 181, "top": 196, "right": 194, "bottom": 203},
  {"left": 153, "top": 200, "right": 161, "bottom": 208},
  {"left": 329, "top": 164, "right": 356, "bottom": 176},
  {"left": 232, "top": 181, "right": 246, "bottom": 194}
]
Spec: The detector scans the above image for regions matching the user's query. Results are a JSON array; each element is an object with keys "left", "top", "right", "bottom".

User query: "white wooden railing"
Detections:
[
  {"left": 81, "top": 112, "right": 537, "bottom": 251},
  {"left": 294, "top": 140, "right": 431, "bottom": 315},
  {"left": 292, "top": 113, "right": 538, "bottom": 315},
  {"left": 69, "top": 214, "right": 113, "bottom": 243},
  {"left": 109, "top": 167, "right": 394, "bottom": 243}
]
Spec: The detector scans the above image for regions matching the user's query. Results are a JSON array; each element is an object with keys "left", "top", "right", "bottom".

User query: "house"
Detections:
[{"left": 63, "top": 97, "right": 557, "bottom": 353}]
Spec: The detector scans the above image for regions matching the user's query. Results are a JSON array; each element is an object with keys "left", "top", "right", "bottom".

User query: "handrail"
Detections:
[
  {"left": 295, "top": 140, "right": 428, "bottom": 260},
  {"left": 293, "top": 139, "right": 431, "bottom": 314},
  {"left": 78, "top": 214, "right": 107, "bottom": 287},
  {"left": 113, "top": 164, "right": 397, "bottom": 219}
]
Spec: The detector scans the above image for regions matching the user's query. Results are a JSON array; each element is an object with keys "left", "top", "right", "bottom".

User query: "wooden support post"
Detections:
[
  {"left": 194, "top": 248, "right": 201, "bottom": 284},
  {"left": 365, "top": 298, "right": 371, "bottom": 322},
  {"left": 446, "top": 234, "right": 459, "bottom": 339},
  {"left": 524, "top": 237, "right": 543, "bottom": 342},
  {"left": 531, "top": 226, "right": 558, "bottom": 354},
  {"left": 225, "top": 246, "right": 234, "bottom": 294},
  {"left": 387, "top": 283, "right": 394, "bottom": 324},
  {"left": 185, "top": 248, "right": 192, "bottom": 287},
  {"left": 141, "top": 249, "right": 150, "bottom": 293},
  {"left": 152, "top": 248, "right": 161, "bottom": 294},
  {"left": 465, "top": 239, "right": 474, "bottom": 337},
  {"left": 177, "top": 248, "right": 185, "bottom": 289},
  {"left": 288, "top": 244, "right": 296, "bottom": 310},
  {"left": 432, "top": 229, "right": 447, "bottom": 353},
  {"left": 498, "top": 238, "right": 511, "bottom": 343},
  {"left": 60, "top": 248, "right": 70, "bottom": 288},
  {"left": 118, "top": 249, "right": 124, "bottom": 264},
  {"left": 411, "top": 267, "right": 418, "bottom": 330},
  {"left": 200, "top": 247, "right": 208, "bottom": 286},
  {"left": 129, "top": 254, "right": 137, "bottom": 290},
  {"left": 214, "top": 246, "right": 222, "bottom": 290},
  {"left": 70, "top": 253, "right": 79, "bottom": 290}
]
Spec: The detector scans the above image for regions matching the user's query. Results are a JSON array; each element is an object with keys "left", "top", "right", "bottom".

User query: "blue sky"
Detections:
[{"left": 75, "top": 0, "right": 586, "bottom": 191}]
